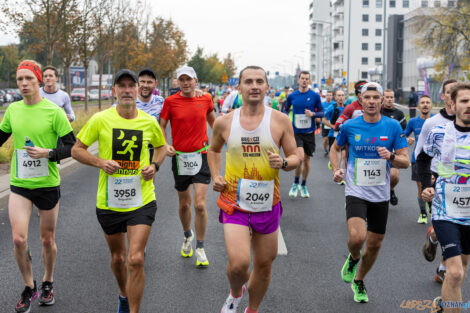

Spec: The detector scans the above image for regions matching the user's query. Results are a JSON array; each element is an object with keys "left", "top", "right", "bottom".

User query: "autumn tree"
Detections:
[
  {"left": 223, "top": 53, "right": 236, "bottom": 78},
  {"left": 0, "top": 45, "right": 20, "bottom": 87}
]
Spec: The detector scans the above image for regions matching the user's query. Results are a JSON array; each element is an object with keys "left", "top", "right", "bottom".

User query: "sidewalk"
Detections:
[{"left": 0, "top": 142, "right": 99, "bottom": 201}]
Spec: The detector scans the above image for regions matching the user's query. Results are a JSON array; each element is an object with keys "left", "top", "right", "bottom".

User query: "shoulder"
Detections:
[
  {"left": 213, "top": 110, "right": 233, "bottom": 131},
  {"left": 201, "top": 93, "right": 213, "bottom": 102},
  {"left": 382, "top": 116, "right": 401, "bottom": 128}
]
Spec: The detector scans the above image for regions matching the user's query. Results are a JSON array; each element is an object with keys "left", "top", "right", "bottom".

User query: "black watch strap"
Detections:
[
  {"left": 282, "top": 158, "right": 288, "bottom": 169},
  {"left": 151, "top": 162, "right": 160, "bottom": 171},
  {"left": 390, "top": 152, "right": 396, "bottom": 161}
]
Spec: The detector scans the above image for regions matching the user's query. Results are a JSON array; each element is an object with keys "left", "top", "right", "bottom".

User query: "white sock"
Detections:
[{"left": 439, "top": 264, "right": 446, "bottom": 271}]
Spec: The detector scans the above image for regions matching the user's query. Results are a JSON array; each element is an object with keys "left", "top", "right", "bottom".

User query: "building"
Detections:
[
  {"left": 386, "top": 14, "right": 404, "bottom": 92},
  {"left": 309, "top": 0, "right": 332, "bottom": 84}
]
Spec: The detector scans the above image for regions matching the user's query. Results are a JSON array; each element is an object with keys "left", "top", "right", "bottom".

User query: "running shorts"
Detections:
[
  {"left": 294, "top": 132, "right": 316, "bottom": 157},
  {"left": 433, "top": 220, "right": 470, "bottom": 260},
  {"left": 171, "top": 153, "right": 211, "bottom": 192},
  {"left": 10, "top": 185, "right": 60, "bottom": 211},
  {"left": 345, "top": 195, "right": 389, "bottom": 235}
]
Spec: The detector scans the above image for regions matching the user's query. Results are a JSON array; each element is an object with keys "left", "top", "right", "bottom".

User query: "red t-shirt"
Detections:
[
  {"left": 160, "top": 92, "right": 214, "bottom": 153},
  {"left": 334, "top": 100, "right": 363, "bottom": 128}
]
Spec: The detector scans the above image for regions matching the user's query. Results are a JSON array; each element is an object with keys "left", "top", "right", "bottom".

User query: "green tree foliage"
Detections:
[
  {"left": 0, "top": 45, "right": 20, "bottom": 87},
  {"left": 188, "top": 49, "right": 237, "bottom": 84}
]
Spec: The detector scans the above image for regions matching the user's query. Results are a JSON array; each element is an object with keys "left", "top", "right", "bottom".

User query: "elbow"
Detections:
[{"left": 71, "top": 145, "right": 79, "bottom": 160}]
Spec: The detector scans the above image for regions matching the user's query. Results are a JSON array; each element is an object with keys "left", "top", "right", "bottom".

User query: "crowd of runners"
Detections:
[{"left": 2, "top": 58, "right": 470, "bottom": 313}]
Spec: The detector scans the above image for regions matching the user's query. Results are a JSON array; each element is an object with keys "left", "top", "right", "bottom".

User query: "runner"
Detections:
[
  {"left": 404, "top": 94, "right": 432, "bottom": 223},
  {"left": 169, "top": 78, "right": 180, "bottom": 96},
  {"left": 0, "top": 60, "right": 76, "bottom": 312},
  {"left": 284, "top": 71, "right": 324, "bottom": 198},
  {"left": 208, "top": 65, "right": 300, "bottom": 313},
  {"left": 160, "top": 66, "right": 216, "bottom": 267},
  {"left": 418, "top": 83, "right": 470, "bottom": 312},
  {"left": 321, "top": 90, "right": 336, "bottom": 156},
  {"left": 278, "top": 86, "right": 289, "bottom": 112},
  {"left": 415, "top": 79, "right": 458, "bottom": 283},
  {"left": 334, "top": 80, "right": 368, "bottom": 129},
  {"left": 269, "top": 91, "right": 279, "bottom": 110},
  {"left": 40, "top": 65, "right": 75, "bottom": 122},
  {"left": 71, "top": 69, "right": 167, "bottom": 313},
  {"left": 381, "top": 89, "right": 407, "bottom": 206},
  {"left": 329, "top": 82, "right": 409, "bottom": 303}
]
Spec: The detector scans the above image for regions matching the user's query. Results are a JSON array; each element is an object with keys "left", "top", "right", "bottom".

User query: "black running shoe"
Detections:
[
  {"left": 15, "top": 281, "right": 38, "bottom": 313},
  {"left": 38, "top": 281, "right": 55, "bottom": 306},
  {"left": 390, "top": 190, "right": 398, "bottom": 206}
]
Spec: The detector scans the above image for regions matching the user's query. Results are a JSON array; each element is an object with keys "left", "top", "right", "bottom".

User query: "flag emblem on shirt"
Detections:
[
  {"left": 355, "top": 134, "right": 361, "bottom": 142},
  {"left": 380, "top": 136, "right": 388, "bottom": 141}
]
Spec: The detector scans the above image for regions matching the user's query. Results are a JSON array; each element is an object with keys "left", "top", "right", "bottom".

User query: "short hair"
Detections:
[
  {"left": 450, "top": 82, "right": 470, "bottom": 103},
  {"left": 419, "top": 94, "right": 431, "bottom": 101},
  {"left": 42, "top": 65, "right": 58, "bottom": 77},
  {"left": 298, "top": 71, "right": 310, "bottom": 79},
  {"left": 384, "top": 89, "right": 394, "bottom": 94},
  {"left": 334, "top": 88, "right": 345, "bottom": 96},
  {"left": 443, "top": 79, "right": 458, "bottom": 94},
  {"left": 238, "top": 66, "right": 268, "bottom": 83}
]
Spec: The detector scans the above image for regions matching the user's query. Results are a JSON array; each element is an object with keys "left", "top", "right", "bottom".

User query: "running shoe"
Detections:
[
  {"left": 435, "top": 267, "right": 446, "bottom": 284},
  {"left": 341, "top": 254, "right": 358, "bottom": 283},
  {"left": 340, "top": 180, "right": 346, "bottom": 185},
  {"left": 220, "top": 285, "right": 246, "bottom": 313},
  {"left": 390, "top": 190, "right": 398, "bottom": 206},
  {"left": 328, "top": 161, "right": 332, "bottom": 170},
  {"left": 351, "top": 280, "right": 368, "bottom": 303},
  {"left": 289, "top": 183, "right": 299, "bottom": 198},
  {"left": 195, "top": 247, "right": 209, "bottom": 267},
  {"left": 15, "top": 281, "right": 38, "bottom": 313},
  {"left": 117, "top": 295, "right": 130, "bottom": 313},
  {"left": 181, "top": 231, "right": 194, "bottom": 258},
  {"left": 324, "top": 150, "right": 329, "bottom": 157},
  {"left": 432, "top": 296, "right": 444, "bottom": 312},
  {"left": 38, "top": 281, "right": 54, "bottom": 306},
  {"left": 422, "top": 226, "right": 437, "bottom": 262},
  {"left": 417, "top": 214, "right": 428, "bottom": 224},
  {"left": 300, "top": 185, "right": 310, "bottom": 198}
]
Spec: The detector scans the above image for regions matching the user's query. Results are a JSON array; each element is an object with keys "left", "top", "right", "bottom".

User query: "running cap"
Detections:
[
  {"left": 361, "top": 82, "right": 383, "bottom": 96},
  {"left": 114, "top": 69, "right": 138, "bottom": 85},
  {"left": 17, "top": 61, "right": 42, "bottom": 83},
  {"left": 176, "top": 66, "right": 197, "bottom": 79},
  {"left": 354, "top": 80, "right": 368, "bottom": 95},
  {"left": 138, "top": 68, "right": 157, "bottom": 80}
]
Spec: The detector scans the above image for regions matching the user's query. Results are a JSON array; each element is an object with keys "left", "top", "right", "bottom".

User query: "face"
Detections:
[
  {"left": 138, "top": 74, "right": 156, "bottom": 98},
  {"left": 43, "top": 69, "right": 58, "bottom": 87},
  {"left": 383, "top": 91, "right": 395, "bottom": 109},
  {"left": 454, "top": 90, "right": 470, "bottom": 126},
  {"left": 178, "top": 75, "right": 197, "bottom": 94},
  {"left": 238, "top": 69, "right": 269, "bottom": 106},
  {"left": 361, "top": 90, "right": 383, "bottom": 116},
  {"left": 334, "top": 90, "right": 345, "bottom": 106},
  {"left": 172, "top": 79, "right": 178, "bottom": 88},
  {"left": 17, "top": 68, "right": 40, "bottom": 97},
  {"left": 441, "top": 82, "right": 458, "bottom": 109},
  {"left": 113, "top": 76, "right": 138, "bottom": 108},
  {"left": 418, "top": 96, "right": 432, "bottom": 115},
  {"left": 326, "top": 92, "right": 333, "bottom": 102},
  {"left": 298, "top": 74, "right": 309, "bottom": 89}
]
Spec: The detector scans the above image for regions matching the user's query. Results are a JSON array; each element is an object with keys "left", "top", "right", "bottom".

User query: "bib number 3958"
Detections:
[
  {"left": 177, "top": 152, "right": 202, "bottom": 176},
  {"left": 445, "top": 184, "right": 470, "bottom": 219},
  {"left": 355, "top": 158, "right": 387, "bottom": 186},
  {"left": 15, "top": 149, "right": 49, "bottom": 179},
  {"left": 107, "top": 175, "right": 142, "bottom": 209},
  {"left": 237, "top": 179, "right": 274, "bottom": 212}
]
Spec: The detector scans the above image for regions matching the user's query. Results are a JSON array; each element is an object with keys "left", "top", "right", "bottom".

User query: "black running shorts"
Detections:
[
  {"left": 171, "top": 153, "right": 211, "bottom": 192},
  {"left": 345, "top": 195, "right": 389, "bottom": 235},
  {"left": 294, "top": 132, "right": 316, "bottom": 157},
  {"left": 433, "top": 220, "right": 470, "bottom": 260},
  {"left": 10, "top": 185, "right": 60, "bottom": 211}
]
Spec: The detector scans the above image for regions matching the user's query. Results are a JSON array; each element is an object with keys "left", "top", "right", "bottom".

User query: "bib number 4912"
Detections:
[{"left": 23, "top": 160, "right": 41, "bottom": 167}]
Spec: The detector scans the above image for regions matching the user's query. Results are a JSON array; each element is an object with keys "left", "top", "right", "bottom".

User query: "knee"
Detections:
[
  {"left": 179, "top": 202, "right": 191, "bottom": 212},
  {"left": 366, "top": 239, "right": 383, "bottom": 253},
  {"left": 446, "top": 266, "right": 465, "bottom": 285},
  {"left": 128, "top": 252, "right": 145, "bottom": 269},
  {"left": 254, "top": 260, "right": 273, "bottom": 280},
  {"left": 348, "top": 230, "right": 366, "bottom": 247},
  {"left": 229, "top": 261, "right": 250, "bottom": 278},
  {"left": 12, "top": 234, "right": 27, "bottom": 250},
  {"left": 111, "top": 252, "right": 126, "bottom": 268},
  {"left": 194, "top": 203, "right": 206, "bottom": 215},
  {"left": 41, "top": 234, "right": 55, "bottom": 248}
]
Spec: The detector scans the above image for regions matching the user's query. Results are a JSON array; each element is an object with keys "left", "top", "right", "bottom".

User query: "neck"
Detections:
[
  {"left": 44, "top": 85, "right": 57, "bottom": 93},
  {"left": 181, "top": 90, "right": 195, "bottom": 98},
  {"left": 363, "top": 112, "right": 381, "bottom": 123},
  {"left": 23, "top": 91, "right": 42, "bottom": 106},
  {"left": 455, "top": 120, "right": 470, "bottom": 132},
  {"left": 116, "top": 104, "right": 138, "bottom": 119},
  {"left": 420, "top": 112, "right": 430, "bottom": 119},
  {"left": 445, "top": 105, "right": 453, "bottom": 116},
  {"left": 299, "top": 86, "right": 308, "bottom": 93},
  {"left": 241, "top": 102, "right": 265, "bottom": 116},
  {"left": 138, "top": 94, "right": 151, "bottom": 102}
]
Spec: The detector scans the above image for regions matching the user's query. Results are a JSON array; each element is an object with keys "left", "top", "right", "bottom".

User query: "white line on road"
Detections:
[{"left": 278, "top": 227, "right": 288, "bottom": 255}]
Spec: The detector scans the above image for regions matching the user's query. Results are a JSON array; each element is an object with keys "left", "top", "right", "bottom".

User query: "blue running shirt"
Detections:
[{"left": 284, "top": 89, "right": 323, "bottom": 134}]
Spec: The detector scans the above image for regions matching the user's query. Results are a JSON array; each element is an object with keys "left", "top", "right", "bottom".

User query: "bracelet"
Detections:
[{"left": 151, "top": 162, "right": 160, "bottom": 172}]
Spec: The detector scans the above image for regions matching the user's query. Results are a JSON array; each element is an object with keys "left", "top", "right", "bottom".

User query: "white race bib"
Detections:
[
  {"left": 444, "top": 184, "right": 470, "bottom": 219},
  {"left": 324, "top": 125, "right": 331, "bottom": 130},
  {"left": 354, "top": 158, "right": 387, "bottom": 186},
  {"left": 15, "top": 149, "right": 49, "bottom": 179},
  {"left": 237, "top": 179, "right": 274, "bottom": 212},
  {"left": 177, "top": 152, "right": 202, "bottom": 176},
  {"left": 107, "top": 175, "right": 143, "bottom": 208},
  {"left": 294, "top": 114, "right": 312, "bottom": 129}
]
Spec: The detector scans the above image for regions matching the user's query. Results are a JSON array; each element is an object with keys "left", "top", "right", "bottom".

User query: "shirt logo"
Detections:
[
  {"left": 241, "top": 136, "right": 261, "bottom": 157},
  {"left": 355, "top": 134, "right": 361, "bottom": 142},
  {"left": 380, "top": 136, "right": 388, "bottom": 141},
  {"left": 112, "top": 128, "right": 143, "bottom": 175},
  {"left": 366, "top": 137, "right": 378, "bottom": 144}
]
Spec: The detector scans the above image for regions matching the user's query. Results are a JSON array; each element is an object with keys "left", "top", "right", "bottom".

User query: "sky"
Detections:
[{"left": 0, "top": 0, "right": 311, "bottom": 76}]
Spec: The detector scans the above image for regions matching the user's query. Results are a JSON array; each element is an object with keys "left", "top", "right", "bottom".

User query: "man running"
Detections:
[
  {"left": 284, "top": 71, "right": 323, "bottom": 198},
  {"left": 72, "top": 69, "right": 166, "bottom": 313},
  {"left": 160, "top": 66, "right": 216, "bottom": 267},
  {"left": 419, "top": 82, "right": 470, "bottom": 312},
  {"left": 321, "top": 90, "right": 336, "bottom": 156},
  {"left": 40, "top": 65, "right": 75, "bottom": 122},
  {"left": 334, "top": 80, "right": 368, "bottom": 129},
  {"left": 208, "top": 65, "right": 300, "bottom": 313},
  {"left": 405, "top": 94, "right": 432, "bottom": 223},
  {"left": 330, "top": 82, "right": 409, "bottom": 303},
  {"left": 1, "top": 60, "right": 75, "bottom": 312}
]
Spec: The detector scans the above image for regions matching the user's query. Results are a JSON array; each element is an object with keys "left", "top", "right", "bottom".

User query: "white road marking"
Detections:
[{"left": 278, "top": 227, "right": 288, "bottom": 255}]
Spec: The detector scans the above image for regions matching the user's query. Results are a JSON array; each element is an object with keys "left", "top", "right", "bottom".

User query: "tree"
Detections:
[
  {"left": 0, "top": 45, "right": 20, "bottom": 87},
  {"left": 223, "top": 53, "right": 236, "bottom": 78},
  {"left": 188, "top": 47, "right": 207, "bottom": 80}
]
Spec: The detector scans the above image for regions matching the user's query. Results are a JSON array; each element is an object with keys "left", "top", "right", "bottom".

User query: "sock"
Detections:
[
  {"left": 429, "top": 235, "right": 438, "bottom": 245},
  {"left": 349, "top": 255, "right": 360, "bottom": 264},
  {"left": 196, "top": 240, "right": 204, "bottom": 249},
  {"left": 353, "top": 279, "right": 363, "bottom": 284},
  {"left": 230, "top": 290, "right": 243, "bottom": 299},
  {"left": 184, "top": 230, "right": 192, "bottom": 238},
  {"left": 301, "top": 179, "right": 307, "bottom": 186},
  {"left": 245, "top": 308, "right": 258, "bottom": 313},
  {"left": 418, "top": 197, "right": 427, "bottom": 215},
  {"left": 119, "top": 295, "right": 128, "bottom": 300},
  {"left": 439, "top": 264, "right": 446, "bottom": 271},
  {"left": 294, "top": 176, "right": 300, "bottom": 184}
]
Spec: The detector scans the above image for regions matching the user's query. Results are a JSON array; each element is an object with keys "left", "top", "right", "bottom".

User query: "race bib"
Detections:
[
  {"left": 107, "top": 175, "right": 143, "bottom": 208},
  {"left": 444, "top": 184, "right": 470, "bottom": 219},
  {"left": 334, "top": 131, "right": 339, "bottom": 138},
  {"left": 294, "top": 114, "right": 312, "bottom": 129},
  {"left": 324, "top": 125, "right": 331, "bottom": 130},
  {"left": 354, "top": 158, "right": 387, "bottom": 186},
  {"left": 15, "top": 149, "right": 49, "bottom": 179},
  {"left": 177, "top": 152, "right": 202, "bottom": 176},
  {"left": 237, "top": 179, "right": 274, "bottom": 212}
]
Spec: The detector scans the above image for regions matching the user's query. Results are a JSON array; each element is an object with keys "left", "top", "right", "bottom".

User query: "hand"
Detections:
[
  {"left": 141, "top": 164, "right": 156, "bottom": 181},
  {"left": 66, "top": 114, "right": 73, "bottom": 122},
  {"left": 377, "top": 147, "right": 392, "bottom": 160},
  {"left": 305, "top": 109, "right": 315, "bottom": 117},
  {"left": 24, "top": 146, "right": 49, "bottom": 159},
  {"left": 100, "top": 159, "right": 121, "bottom": 175},
  {"left": 333, "top": 169, "right": 344, "bottom": 183},
  {"left": 421, "top": 187, "right": 435, "bottom": 202},
  {"left": 195, "top": 89, "right": 204, "bottom": 97},
  {"left": 407, "top": 137, "right": 415, "bottom": 146},
  {"left": 213, "top": 175, "right": 227, "bottom": 192},
  {"left": 267, "top": 151, "right": 283, "bottom": 169},
  {"left": 166, "top": 145, "right": 176, "bottom": 157}
]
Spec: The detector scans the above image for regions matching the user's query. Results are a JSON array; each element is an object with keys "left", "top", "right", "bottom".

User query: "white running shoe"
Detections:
[
  {"left": 195, "top": 247, "right": 209, "bottom": 267},
  {"left": 220, "top": 285, "right": 246, "bottom": 313},
  {"left": 289, "top": 183, "right": 299, "bottom": 198},
  {"left": 181, "top": 231, "right": 194, "bottom": 258}
]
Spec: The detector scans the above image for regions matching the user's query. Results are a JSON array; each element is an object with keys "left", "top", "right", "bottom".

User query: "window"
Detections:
[
  {"left": 361, "top": 57, "right": 368, "bottom": 65},
  {"left": 375, "top": 43, "right": 382, "bottom": 50},
  {"left": 362, "top": 28, "right": 369, "bottom": 36},
  {"left": 375, "top": 57, "right": 382, "bottom": 64},
  {"left": 361, "top": 72, "right": 368, "bottom": 79},
  {"left": 376, "top": 14, "right": 382, "bottom": 22},
  {"left": 376, "top": 0, "right": 383, "bottom": 8},
  {"left": 434, "top": 1, "right": 440, "bottom": 7},
  {"left": 403, "top": 0, "right": 409, "bottom": 7},
  {"left": 389, "top": 0, "right": 396, "bottom": 7},
  {"left": 362, "top": 14, "right": 369, "bottom": 22},
  {"left": 376, "top": 29, "right": 382, "bottom": 36},
  {"left": 362, "top": 43, "right": 369, "bottom": 50},
  {"left": 421, "top": 0, "right": 428, "bottom": 7},
  {"left": 363, "top": 0, "right": 369, "bottom": 7},
  {"left": 448, "top": 0, "right": 456, "bottom": 7}
]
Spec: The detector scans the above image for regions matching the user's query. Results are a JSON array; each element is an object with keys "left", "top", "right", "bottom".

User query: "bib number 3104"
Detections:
[
  {"left": 107, "top": 175, "right": 142, "bottom": 209},
  {"left": 237, "top": 179, "right": 274, "bottom": 212},
  {"left": 177, "top": 152, "right": 202, "bottom": 176}
]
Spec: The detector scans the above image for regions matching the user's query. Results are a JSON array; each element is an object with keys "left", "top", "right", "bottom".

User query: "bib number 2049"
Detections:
[{"left": 246, "top": 192, "right": 270, "bottom": 202}]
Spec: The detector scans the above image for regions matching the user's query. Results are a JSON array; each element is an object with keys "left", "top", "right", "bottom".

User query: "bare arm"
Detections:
[
  {"left": 141, "top": 143, "right": 167, "bottom": 181},
  {"left": 207, "top": 110, "right": 216, "bottom": 129},
  {"left": 278, "top": 114, "right": 300, "bottom": 171},
  {"left": 322, "top": 117, "right": 334, "bottom": 129},
  {"left": 159, "top": 117, "right": 175, "bottom": 156},
  {"left": 71, "top": 139, "right": 121, "bottom": 175},
  {"left": 329, "top": 141, "right": 345, "bottom": 182},
  {"left": 208, "top": 117, "right": 227, "bottom": 192},
  {"left": 377, "top": 146, "right": 410, "bottom": 169}
]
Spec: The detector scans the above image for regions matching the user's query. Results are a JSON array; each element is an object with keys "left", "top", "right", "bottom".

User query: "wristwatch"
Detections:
[
  {"left": 390, "top": 152, "right": 396, "bottom": 161},
  {"left": 281, "top": 158, "right": 288, "bottom": 169},
  {"left": 151, "top": 162, "right": 160, "bottom": 172},
  {"left": 48, "top": 149, "right": 54, "bottom": 159}
]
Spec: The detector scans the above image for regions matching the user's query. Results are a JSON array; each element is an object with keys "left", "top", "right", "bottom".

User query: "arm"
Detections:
[
  {"left": 0, "top": 129, "right": 11, "bottom": 147},
  {"left": 322, "top": 116, "right": 334, "bottom": 129},
  {"left": 398, "top": 111, "right": 407, "bottom": 130},
  {"left": 377, "top": 146, "right": 410, "bottom": 169},
  {"left": 207, "top": 110, "right": 216, "bottom": 129},
  {"left": 71, "top": 139, "right": 121, "bottom": 175},
  {"left": 275, "top": 114, "right": 300, "bottom": 171},
  {"left": 329, "top": 141, "right": 345, "bottom": 182},
  {"left": 417, "top": 151, "right": 435, "bottom": 201},
  {"left": 208, "top": 117, "right": 228, "bottom": 192},
  {"left": 159, "top": 118, "right": 175, "bottom": 156},
  {"left": 63, "top": 95, "right": 75, "bottom": 122},
  {"left": 414, "top": 119, "right": 431, "bottom": 158},
  {"left": 24, "top": 131, "right": 76, "bottom": 161},
  {"left": 141, "top": 143, "right": 167, "bottom": 181},
  {"left": 283, "top": 95, "right": 292, "bottom": 114}
]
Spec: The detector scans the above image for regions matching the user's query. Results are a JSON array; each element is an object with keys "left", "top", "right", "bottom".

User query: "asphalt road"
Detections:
[{"left": 0, "top": 135, "right": 468, "bottom": 313}]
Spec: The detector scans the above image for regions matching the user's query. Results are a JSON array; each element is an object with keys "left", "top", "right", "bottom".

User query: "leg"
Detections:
[
  {"left": 126, "top": 224, "right": 152, "bottom": 313},
  {"left": 355, "top": 231, "right": 385, "bottom": 280},
  {"left": 38, "top": 203, "right": 59, "bottom": 282},
  {"left": 294, "top": 147, "right": 304, "bottom": 178},
  {"left": 104, "top": 232, "right": 127, "bottom": 297},
  {"left": 390, "top": 168, "right": 399, "bottom": 190},
  {"left": 347, "top": 217, "right": 367, "bottom": 260},
  {"left": 9, "top": 193, "right": 34, "bottom": 288},
  {"left": 441, "top": 255, "right": 468, "bottom": 313},
  {"left": 301, "top": 155, "right": 311, "bottom": 181},
  {"left": 177, "top": 189, "right": 192, "bottom": 233},
  {"left": 224, "top": 224, "right": 251, "bottom": 297},
  {"left": 323, "top": 136, "right": 328, "bottom": 152},
  {"left": 247, "top": 229, "right": 279, "bottom": 311},
  {"left": 193, "top": 183, "right": 209, "bottom": 241}
]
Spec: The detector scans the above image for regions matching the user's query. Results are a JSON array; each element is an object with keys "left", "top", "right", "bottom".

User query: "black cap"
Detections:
[
  {"left": 114, "top": 69, "right": 138, "bottom": 85},
  {"left": 138, "top": 68, "right": 157, "bottom": 80}
]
